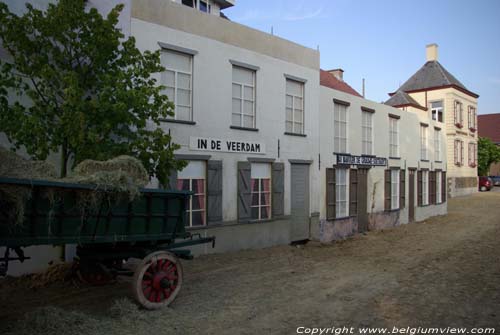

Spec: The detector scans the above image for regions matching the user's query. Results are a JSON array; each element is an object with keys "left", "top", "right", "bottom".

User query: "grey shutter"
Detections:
[
  {"left": 417, "top": 171, "right": 423, "bottom": 206},
  {"left": 207, "top": 160, "right": 223, "bottom": 223},
  {"left": 400, "top": 169, "right": 405, "bottom": 209},
  {"left": 384, "top": 169, "right": 391, "bottom": 211},
  {"left": 326, "top": 168, "right": 336, "bottom": 220},
  {"left": 429, "top": 171, "right": 436, "bottom": 205},
  {"left": 272, "top": 162, "right": 284, "bottom": 217},
  {"left": 237, "top": 161, "right": 252, "bottom": 222},
  {"left": 349, "top": 169, "right": 357, "bottom": 216},
  {"left": 167, "top": 169, "right": 178, "bottom": 190},
  {"left": 442, "top": 171, "right": 447, "bottom": 202}
]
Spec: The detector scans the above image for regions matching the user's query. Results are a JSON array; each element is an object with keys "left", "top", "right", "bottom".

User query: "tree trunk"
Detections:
[{"left": 60, "top": 139, "right": 68, "bottom": 178}]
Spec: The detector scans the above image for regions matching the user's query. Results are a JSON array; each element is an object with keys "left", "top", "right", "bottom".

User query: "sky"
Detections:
[{"left": 224, "top": 0, "right": 500, "bottom": 115}]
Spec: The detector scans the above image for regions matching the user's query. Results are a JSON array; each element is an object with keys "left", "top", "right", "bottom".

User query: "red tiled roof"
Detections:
[
  {"left": 478, "top": 113, "right": 500, "bottom": 143},
  {"left": 320, "top": 69, "right": 362, "bottom": 97}
]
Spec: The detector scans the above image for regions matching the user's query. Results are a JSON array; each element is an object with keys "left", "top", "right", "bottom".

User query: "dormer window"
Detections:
[
  {"left": 182, "top": 0, "right": 211, "bottom": 13},
  {"left": 430, "top": 101, "right": 443, "bottom": 122}
]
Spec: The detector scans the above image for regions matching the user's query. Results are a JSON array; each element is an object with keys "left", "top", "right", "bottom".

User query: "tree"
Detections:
[
  {"left": 477, "top": 137, "right": 500, "bottom": 176},
  {"left": 0, "top": 0, "right": 185, "bottom": 185}
]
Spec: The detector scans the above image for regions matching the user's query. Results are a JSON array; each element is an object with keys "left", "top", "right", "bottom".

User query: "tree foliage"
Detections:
[
  {"left": 0, "top": 0, "right": 185, "bottom": 185},
  {"left": 477, "top": 137, "right": 500, "bottom": 176}
]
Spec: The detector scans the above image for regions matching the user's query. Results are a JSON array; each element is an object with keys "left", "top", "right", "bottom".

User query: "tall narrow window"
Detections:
[
  {"left": 232, "top": 66, "right": 256, "bottom": 128},
  {"left": 454, "top": 100, "right": 463, "bottom": 126},
  {"left": 420, "top": 125, "right": 428, "bottom": 160},
  {"left": 430, "top": 101, "right": 443, "bottom": 122},
  {"left": 434, "top": 128, "right": 441, "bottom": 161},
  {"left": 335, "top": 168, "right": 349, "bottom": 218},
  {"left": 285, "top": 79, "right": 304, "bottom": 134},
  {"left": 389, "top": 117, "right": 399, "bottom": 157},
  {"left": 199, "top": 0, "right": 209, "bottom": 12},
  {"left": 161, "top": 49, "right": 193, "bottom": 121},
  {"left": 422, "top": 170, "right": 429, "bottom": 206},
  {"left": 334, "top": 103, "right": 348, "bottom": 153},
  {"left": 468, "top": 142, "right": 477, "bottom": 167},
  {"left": 251, "top": 163, "right": 271, "bottom": 220},
  {"left": 177, "top": 161, "right": 206, "bottom": 227},
  {"left": 362, "top": 111, "right": 373, "bottom": 155},
  {"left": 468, "top": 106, "right": 477, "bottom": 130},
  {"left": 391, "top": 169, "right": 400, "bottom": 210},
  {"left": 436, "top": 172, "right": 442, "bottom": 204}
]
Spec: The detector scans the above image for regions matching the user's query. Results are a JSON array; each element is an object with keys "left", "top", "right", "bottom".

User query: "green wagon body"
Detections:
[
  {"left": 0, "top": 177, "right": 214, "bottom": 309},
  {"left": 0, "top": 177, "right": 192, "bottom": 248}
]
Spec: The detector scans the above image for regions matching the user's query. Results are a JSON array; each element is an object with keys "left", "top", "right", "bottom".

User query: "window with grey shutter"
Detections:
[
  {"left": 237, "top": 161, "right": 252, "bottom": 221},
  {"left": 326, "top": 168, "right": 336, "bottom": 220},
  {"left": 384, "top": 169, "right": 391, "bottom": 211},
  {"left": 442, "top": 171, "right": 447, "bottom": 202},
  {"left": 272, "top": 162, "right": 284, "bottom": 217},
  {"left": 417, "top": 171, "right": 423, "bottom": 206},
  {"left": 429, "top": 171, "right": 436, "bottom": 205},
  {"left": 207, "top": 160, "right": 223, "bottom": 223},
  {"left": 399, "top": 170, "right": 406, "bottom": 209},
  {"left": 349, "top": 169, "right": 357, "bottom": 216}
]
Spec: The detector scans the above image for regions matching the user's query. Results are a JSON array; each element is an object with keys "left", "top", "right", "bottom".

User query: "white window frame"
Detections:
[
  {"left": 177, "top": 161, "right": 206, "bottom": 227},
  {"left": 430, "top": 100, "right": 444, "bottom": 122},
  {"left": 422, "top": 170, "right": 429, "bottom": 206},
  {"left": 232, "top": 66, "right": 256, "bottom": 129},
  {"left": 285, "top": 79, "right": 305, "bottom": 134},
  {"left": 334, "top": 103, "right": 348, "bottom": 153},
  {"left": 389, "top": 117, "right": 399, "bottom": 157},
  {"left": 250, "top": 163, "right": 272, "bottom": 221},
  {"left": 434, "top": 128, "right": 441, "bottom": 161},
  {"left": 162, "top": 49, "right": 193, "bottom": 121},
  {"left": 391, "top": 169, "right": 400, "bottom": 210},
  {"left": 436, "top": 172, "right": 442, "bottom": 204},
  {"left": 362, "top": 111, "right": 373, "bottom": 155},
  {"left": 335, "top": 168, "right": 349, "bottom": 218},
  {"left": 420, "top": 125, "right": 428, "bottom": 160}
]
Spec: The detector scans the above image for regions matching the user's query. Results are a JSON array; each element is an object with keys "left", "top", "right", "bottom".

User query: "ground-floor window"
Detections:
[
  {"left": 391, "top": 169, "right": 400, "bottom": 210},
  {"left": 422, "top": 170, "right": 429, "bottom": 206},
  {"left": 336, "top": 168, "right": 349, "bottom": 218},
  {"left": 177, "top": 160, "right": 206, "bottom": 227},
  {"left": 251, "top": 163, "right": 271, "bottom": 220},
  {"left": 436, "top": 172, "right": 442, "bottom": 204}
]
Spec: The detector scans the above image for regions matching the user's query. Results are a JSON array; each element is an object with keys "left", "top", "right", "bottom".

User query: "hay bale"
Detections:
[
  {"left": 72, "top": 156, "right": 148, "bottom": 187},
  {"left": 0, "top": 146, "right": 58, "bottom": 225},
  {"left": 68, "top": 156, "right": 149, "bottom": 202},
  {"left": 0, "top": 146, "right": 57, "bottom": 180}
]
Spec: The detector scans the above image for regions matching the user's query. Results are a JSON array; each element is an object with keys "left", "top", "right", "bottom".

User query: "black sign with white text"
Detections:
[{"left": 336, "top": 154, "right": 387, "bottom": 167}]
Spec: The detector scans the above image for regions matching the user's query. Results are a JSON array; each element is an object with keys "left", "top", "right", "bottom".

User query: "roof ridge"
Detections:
[{"left": 434, "top": 61, "right": 452, "bottom": 86}]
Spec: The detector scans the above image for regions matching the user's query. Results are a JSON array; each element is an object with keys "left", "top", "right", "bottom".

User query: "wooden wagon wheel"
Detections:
[{"left": 132, "top": 251, "right": 183, "bottom": 310}]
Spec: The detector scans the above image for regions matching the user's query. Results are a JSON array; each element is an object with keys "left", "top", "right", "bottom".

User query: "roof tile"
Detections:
[{"left": 320, "top": 69, "right": 362, "bottom": 97}]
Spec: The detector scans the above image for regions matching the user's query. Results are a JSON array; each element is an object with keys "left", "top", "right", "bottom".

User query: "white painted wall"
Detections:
[
  {"left": 319, "top": 83, "right": 447, "bottom": 225},
  {"left": 132, "top": 18, "right": 321, "bottom": 221}
]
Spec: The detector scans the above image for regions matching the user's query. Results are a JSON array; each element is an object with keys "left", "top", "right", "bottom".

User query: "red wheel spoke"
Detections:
[
  {"left": 143, "top": 286, "right": 152, "bottom": 297},
  {"left": 156, "top": 291, "right": 162, "bottom": 302},
  {"left": 142, "top": 279, "right": 152, "bottom": 286},
  {"left": 162, "top": 260, "right": 171, "bottom": 271},
  {"left": 148, "top": 290, "right": 156, "bottom": 302}
]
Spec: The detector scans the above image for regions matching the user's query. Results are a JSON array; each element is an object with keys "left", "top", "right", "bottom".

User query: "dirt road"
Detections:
[{"left": 1, "top": 191, "right": 499, "bottom": 334}]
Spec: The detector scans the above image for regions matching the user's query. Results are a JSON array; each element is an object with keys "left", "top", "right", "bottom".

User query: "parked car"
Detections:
[
  {"left": 488, "top": 176, "right": 500, "bottom": 186},
  {"left": 479, "top": 176, "right": 493, "bottom": 191}
]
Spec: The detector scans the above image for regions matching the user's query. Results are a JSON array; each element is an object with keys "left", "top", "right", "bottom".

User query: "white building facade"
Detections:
[{"left": 0, "top": 0, "right": 452, "bottom": 274}]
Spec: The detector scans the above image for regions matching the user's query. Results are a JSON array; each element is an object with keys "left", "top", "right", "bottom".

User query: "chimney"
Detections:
[
  {"left": 426, "top": 43, "right": 438, "bottom": 62},
  {"left": 328, "top": 68, "right": 344, "bottom": 81}
]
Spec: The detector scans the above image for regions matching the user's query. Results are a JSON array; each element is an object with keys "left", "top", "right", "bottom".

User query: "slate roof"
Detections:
[
  {"left": 389, "top": 61, "right": 478, "bottom": 98},
  {"left": 478, "top": 114, "right": 500, "bottom": 144},
  {"left": 320, "top": 70, "right": 362, "bottom": 97},
  {"left": 385, "top": 90, "right": 426, "bottom": 110}
]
